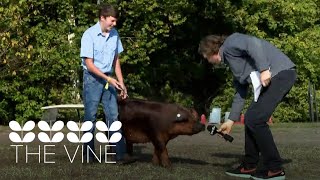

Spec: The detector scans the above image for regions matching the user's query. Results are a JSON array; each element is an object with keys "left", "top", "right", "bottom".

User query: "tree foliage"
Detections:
[
  {"left": 0, "top": 0, "right": 319, "bottom": 124},
  {"left": 206, "top": 0, "right": 320, "bottom": 122}
]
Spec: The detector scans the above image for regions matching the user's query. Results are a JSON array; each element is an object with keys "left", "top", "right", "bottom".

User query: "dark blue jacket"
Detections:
[{"left": 220, "top": 33, "right": 295, "bottom": 121}]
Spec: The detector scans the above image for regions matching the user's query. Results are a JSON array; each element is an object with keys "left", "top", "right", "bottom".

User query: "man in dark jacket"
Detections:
[{"left": 199, "top": 33, "right": 296, "bottom": 180}]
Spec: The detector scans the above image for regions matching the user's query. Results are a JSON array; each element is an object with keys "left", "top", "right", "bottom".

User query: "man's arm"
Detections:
[
  {"left": 228, "top": 80, "right": 249, "bottom": 121},
  {"left": 226, "top": 34, "right": 272, "bottom": 86},
  {"left": 85, "top": 58, "right": 122, "bottom": 90},
  {"left": 85, "top": 58, "right": 108, "bottom": 80},
  {"left": 113, "top": 34, "right": 127, "bottom": 98},
  {"left": 245, "top": 36, "right": 272, "bottom": 86},
  {"left": 114, "top": 55, "right": 128, "bottom": 99},
  {"left": 114, "top": 55, "right": 124, "bottom": 85},
  {"left": 245, "top": 36, "right": 270, "bottom": 72},
  {"left": 218, "top": 79, "right": 248, "bottom": 134},
  {"left": 80, "top": 31, "right": 122, "bottom": 90},
  {"left": 226, "top": 34, "right": 270, "bottom": 72}
]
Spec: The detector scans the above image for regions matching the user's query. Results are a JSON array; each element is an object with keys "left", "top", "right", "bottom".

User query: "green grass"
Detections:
[{"left": 0, "top": 123, "right": 319, "bottom": 179}]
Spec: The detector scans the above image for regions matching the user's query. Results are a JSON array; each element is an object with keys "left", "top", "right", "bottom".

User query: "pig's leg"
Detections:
[
  {"left": 126, "top": 142, "right": 133, "bottom": 155},
  {"left": 159, "top": 146, "right": 171, "bottom": 168},
  {"left": 151, "top": 137, "right": 171, "bottom": 167},
  {"left": 152, "top": 149, "right": 160, "bottom": 165}
]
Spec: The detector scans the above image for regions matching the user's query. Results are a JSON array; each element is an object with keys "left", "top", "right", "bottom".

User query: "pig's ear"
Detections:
[
  {"left": 189, "top": 108, "right": 198, "bottom": 118},
  {"left": 174, "top": 113, "right": 188, "bottom": 122}
]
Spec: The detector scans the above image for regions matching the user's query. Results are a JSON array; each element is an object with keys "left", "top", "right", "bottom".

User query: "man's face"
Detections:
[
  {"left": 205, "top": 53, "right": 221, "bottom": 65},
  {"left": 100, "top": 16, "right": 117, "bottom": 32}
]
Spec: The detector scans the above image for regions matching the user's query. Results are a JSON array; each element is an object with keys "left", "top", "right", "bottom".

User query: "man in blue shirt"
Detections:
[
  {"left": 199, "top": 33, "right": 296, "bottom": 180},
  {"left": 80, "top": 4, "right": 134, "bottom": 164}
]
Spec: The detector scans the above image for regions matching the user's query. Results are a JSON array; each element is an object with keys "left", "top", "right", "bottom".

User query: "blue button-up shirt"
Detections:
[{"left": 80, "top": 22, "right": 123, "bottom": 73}]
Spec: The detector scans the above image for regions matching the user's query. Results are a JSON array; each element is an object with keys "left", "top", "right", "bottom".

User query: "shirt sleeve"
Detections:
[
  {"left": 80, "top": 31, "right": 93, "bottom": 59},
  {"left": 228, "top": 79, "right": 249, "bottom": 121},
  {"left": 245, "top": 36, "right": 270, "bottom": 72},
  {"left": 117, "top": 36, "right": 124, "bottom": 54}
]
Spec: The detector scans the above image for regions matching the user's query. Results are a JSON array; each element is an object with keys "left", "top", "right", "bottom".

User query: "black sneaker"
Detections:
[
  {"left": 251, "top": 169, "right": 285, "bottom": 180},
  {"left": 225, "top": 163, "right": 257, "bottom": 178}
]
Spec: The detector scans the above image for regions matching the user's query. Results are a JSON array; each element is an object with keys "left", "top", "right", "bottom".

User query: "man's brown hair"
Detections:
[
  {"left": 198, "top": 35, "right": 226, "bottom": 58},
  {"left": 98, "top": 4, "right": 119, "bottom": 19}
]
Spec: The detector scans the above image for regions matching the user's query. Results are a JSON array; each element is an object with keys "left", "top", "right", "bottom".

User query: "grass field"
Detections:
[{"left": 0, "top": 123, "right": 319, "bottom": 180}]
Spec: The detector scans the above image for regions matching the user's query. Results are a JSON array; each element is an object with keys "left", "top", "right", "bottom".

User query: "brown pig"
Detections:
[{"left": 118, "top": 98, "right": 205, "bottom": 167}]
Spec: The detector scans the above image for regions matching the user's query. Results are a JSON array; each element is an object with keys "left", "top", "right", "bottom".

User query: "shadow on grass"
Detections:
[
  {"left": 210, "top": 152, "right": 243, "bottom": 159},
  {"left": 282, "top": 158, "right": 292, "bottom": 164},
  {"left": 209, "top": 152, "right": 292, "bottom": 167},
  {"left": 132, "top": 145, "right": 209, "bottom": 165},
  {"left": 134, "top": 152, "right": 210, "bottom": 165}
]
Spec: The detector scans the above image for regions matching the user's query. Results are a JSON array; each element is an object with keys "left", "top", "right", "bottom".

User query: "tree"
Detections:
[
  {"left": 204, "top": 0, "right": 320, "bottom": 122},
  {"left": 0, "top": 0, "right": 319, "bottom": 124},
  {"left": 0, "top": 0, "right": 96, "bottom": 123}
]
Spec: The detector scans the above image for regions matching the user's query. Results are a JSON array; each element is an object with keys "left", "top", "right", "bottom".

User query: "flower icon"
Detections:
[
  {"left": 95, "top": 121, "right": 122, "bottom": 143},
  {"left": 37, "top": 121, "right": 64, "bottom": 143},
  {"left": 9, "top": 121, "right": 35, "bottom": 143},
  {"left": 66, "top": 121, "right": 93, "bottom": 143}
]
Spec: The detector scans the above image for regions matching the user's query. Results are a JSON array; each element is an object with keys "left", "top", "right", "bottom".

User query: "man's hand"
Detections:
[
  {"left": 260, "top": 69, "right": 271, "bottom": 87},
  {"left": 107, "top": 77, "right": 122, "bottom": 91},
  {"left": 217, "top": 120, "right": 234, "bottom": 135},
  {"left": 119, "top": 83, "right": 128, "bottom": 99}
]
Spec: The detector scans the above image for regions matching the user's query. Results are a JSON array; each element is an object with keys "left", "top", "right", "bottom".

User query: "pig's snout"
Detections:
[{"left": 193, "top": 122, "right": 206, "bottom": 132}]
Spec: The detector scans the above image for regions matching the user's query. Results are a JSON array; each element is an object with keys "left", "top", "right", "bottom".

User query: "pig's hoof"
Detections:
[
  {"left": 152, "top": 157, "right": 160, "bottom": 165},
  {"left": 161, "top": 160, "right": 171, "bottom": 168},
  {"left": 161, "top": 159, "right": 171, "bottom": 168}
]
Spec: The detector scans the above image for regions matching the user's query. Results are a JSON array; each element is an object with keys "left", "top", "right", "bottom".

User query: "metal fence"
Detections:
[{"left": 308, "top": 81, "right": 319, "bottom": 122}]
